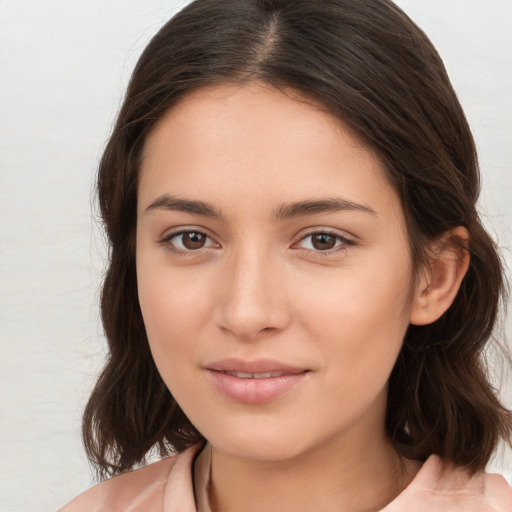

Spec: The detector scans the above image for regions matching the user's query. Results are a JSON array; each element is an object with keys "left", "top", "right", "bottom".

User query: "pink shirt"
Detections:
[{"left": 60, "top": 444, "right": 512, "bottom": 511}]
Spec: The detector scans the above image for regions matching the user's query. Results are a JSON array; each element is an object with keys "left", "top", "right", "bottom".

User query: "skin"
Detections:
[{"left": 136, "top": 82, "right": 469, "bottom": 512}]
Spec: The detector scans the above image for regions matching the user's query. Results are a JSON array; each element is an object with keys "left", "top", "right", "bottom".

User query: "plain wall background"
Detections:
[{"left": 0, "top": 1, "right": 510, "bottom": 510}]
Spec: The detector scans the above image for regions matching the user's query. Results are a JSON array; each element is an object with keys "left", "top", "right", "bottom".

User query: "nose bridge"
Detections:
[{"left": 216, "top": 241, "right": 289, "bottom": 339}]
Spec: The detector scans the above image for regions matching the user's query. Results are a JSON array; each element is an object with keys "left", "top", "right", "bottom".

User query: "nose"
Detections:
[{"left": 214, "top": 248, "right": 291, "bottom": 341}]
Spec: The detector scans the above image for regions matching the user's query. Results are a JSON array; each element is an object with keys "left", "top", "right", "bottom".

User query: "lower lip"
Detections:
[{"left": 207, "top": 370, "right": 308, "bottom": 404}]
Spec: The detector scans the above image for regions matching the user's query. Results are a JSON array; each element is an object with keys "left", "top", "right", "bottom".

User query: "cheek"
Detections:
[
  {"left": 137, "top": 269, "right": 204, "bottom": 414},
  {"left": 297, "top": 260, "right": 414, "bottom": 382},
  {"left": 137, "top": 253, "right": 213, "bottom": 337},
  {"left": 136, "top": 251, "right": 229, "bottom": 417},
  {"left": 136, "top": 256, "right": 206, "bottom": 385},
  {"left": 302, "top": 265, "right": 412, "bottom": 332}
]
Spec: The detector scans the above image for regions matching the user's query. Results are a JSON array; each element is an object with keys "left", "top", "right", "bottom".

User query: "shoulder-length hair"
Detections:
[{"left": 83, "top": 0, "right": 511, "bottom": 478}]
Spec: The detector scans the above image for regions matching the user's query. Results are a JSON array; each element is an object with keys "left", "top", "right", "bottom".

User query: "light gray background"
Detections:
[{"left": 0, "top": 1, "right": 511, "bottom": 510}]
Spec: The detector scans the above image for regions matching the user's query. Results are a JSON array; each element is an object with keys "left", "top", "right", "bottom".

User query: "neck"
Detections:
[{"left": 207, "top": 429, "right": 419, "bottom": 512}]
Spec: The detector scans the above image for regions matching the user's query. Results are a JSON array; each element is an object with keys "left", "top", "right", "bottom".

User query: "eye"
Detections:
[
  {"left": 295, "top": 231, "right": 353, "bottom": 252},
  {"left": 160, "top": 229, "right": 218, "bottom": 253}
]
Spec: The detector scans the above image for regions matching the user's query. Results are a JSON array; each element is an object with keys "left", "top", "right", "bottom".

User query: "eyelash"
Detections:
[
  {"left": 294, "top": 230, "right": 355, "bottom": 256},
  {"left": 158, "top": 229, "right": 217, "bottom": 256},
  {"left": 158, "top": 229, "right": 355, "bottom": 256}
]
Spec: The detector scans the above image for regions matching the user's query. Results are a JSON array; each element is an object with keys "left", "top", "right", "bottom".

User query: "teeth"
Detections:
[
  {"left": 225, "top": 371, "right": 284, "bottom": 379},
  {"left": 228, "top": 371, "right": 253, "bottom": 379}
]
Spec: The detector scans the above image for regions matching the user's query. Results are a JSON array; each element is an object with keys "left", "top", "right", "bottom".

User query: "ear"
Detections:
[{"left": 409, "top": 226, "right": 470, "bottom": 326}]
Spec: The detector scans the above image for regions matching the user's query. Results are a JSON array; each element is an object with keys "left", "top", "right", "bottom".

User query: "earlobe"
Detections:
[{"left": 409, "top": 226, "right": 470, "bottom": 326}]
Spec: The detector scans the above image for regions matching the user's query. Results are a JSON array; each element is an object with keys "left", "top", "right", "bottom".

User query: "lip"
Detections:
[{"left": 205, "top": 358, "right": 309, "bottom": 404}]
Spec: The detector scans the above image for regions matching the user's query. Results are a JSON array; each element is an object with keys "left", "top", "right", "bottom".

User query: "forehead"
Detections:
[
  {"left": 143, "top": 82, "right": 367, "bottom": 163},
  {"left": 139, "top": 82, "right": 400, "bottom": 220}
]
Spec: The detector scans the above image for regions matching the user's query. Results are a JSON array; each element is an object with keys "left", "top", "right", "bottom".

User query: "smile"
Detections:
[
  {"left": 205, "top": 359, "right": 309, "bottom": 404},
  {"left": 222, "top": 371, "right": 285, "bottom": 379}
]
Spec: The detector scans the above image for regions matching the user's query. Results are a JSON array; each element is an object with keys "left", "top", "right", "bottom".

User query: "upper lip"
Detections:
[{"left": 205, "top": 358, "right": 307, "bottom": 375}]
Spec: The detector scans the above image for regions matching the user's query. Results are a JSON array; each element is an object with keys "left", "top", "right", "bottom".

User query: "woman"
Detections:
[{"left": 60, "top": 0, "right": 512, "bottom": 510}]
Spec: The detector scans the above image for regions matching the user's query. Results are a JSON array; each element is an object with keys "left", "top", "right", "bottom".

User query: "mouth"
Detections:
[
  {"left": 205, "top": 358, "right": 309, "bottom": 404},
  {"left": 220, "top": 371, "right": 290, "bottom": 379},
  {"left": 206, "top": 357, "right": 307, "bottom": 375}
]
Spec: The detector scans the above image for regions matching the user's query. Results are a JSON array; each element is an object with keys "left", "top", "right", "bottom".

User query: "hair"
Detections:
[{"left": 83, "top": 0, "right": 511, "bottom": 479}]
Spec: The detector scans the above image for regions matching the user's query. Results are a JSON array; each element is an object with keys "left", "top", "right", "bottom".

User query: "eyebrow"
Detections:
[
  {"left": 273, "top": 198, "right": 376, "bottom": 220},
  {"left": 145, "top": 194, "right": 376, "bottom": 219},
  {"left": 145, "top": 195, "right": 223, "bottom": 218}
]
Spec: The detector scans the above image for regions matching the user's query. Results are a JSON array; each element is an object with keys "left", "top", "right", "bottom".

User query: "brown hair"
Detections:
[{"left": 83, "top": 0, "right": 511, "bottom": 478}]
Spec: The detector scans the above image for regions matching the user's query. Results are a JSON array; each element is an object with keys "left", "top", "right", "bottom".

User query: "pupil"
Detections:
[
  {"left": 183, "top": 232, "right": 205, "bottom": 249},
  {"left": 312, "top": 233, "right": 336, "bottom": 250}
]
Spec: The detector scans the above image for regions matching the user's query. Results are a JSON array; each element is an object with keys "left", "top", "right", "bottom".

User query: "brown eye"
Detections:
[
  {"left": 164, "top": 230, "right": 217, "bottom": 253},
  {"left": 181, "top": 231, "right": 207, "bottom": 250},
  {"left": 294, "top": 231, "right": 353, "bottom": 253},
  {"left": 311, "top": 233, "right": 337, "bottom": 250}
]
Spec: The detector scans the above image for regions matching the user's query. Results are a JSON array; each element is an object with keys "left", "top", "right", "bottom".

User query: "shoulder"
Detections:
[
  {"left": 384, "top": 455, "right": 512, "bottom": 511},
  {"left": 58, "top": 458, "right": 176, "bottom": 512},
  {"left": 59, "top": 445, "right": 200, "bottom": 512}
]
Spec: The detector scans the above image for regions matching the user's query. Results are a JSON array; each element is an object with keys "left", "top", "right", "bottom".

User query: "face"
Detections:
[{"left": 136, "top": 83, "right": 419, "bottom": 462}]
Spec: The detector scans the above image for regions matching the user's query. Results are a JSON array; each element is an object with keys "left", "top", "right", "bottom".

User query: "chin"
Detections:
[
  {"left": 212, "top": 436, "right": 305, "bottom": 462},
  {"left": 197, "top": 416, "right": 320, "bottom": 463}
]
